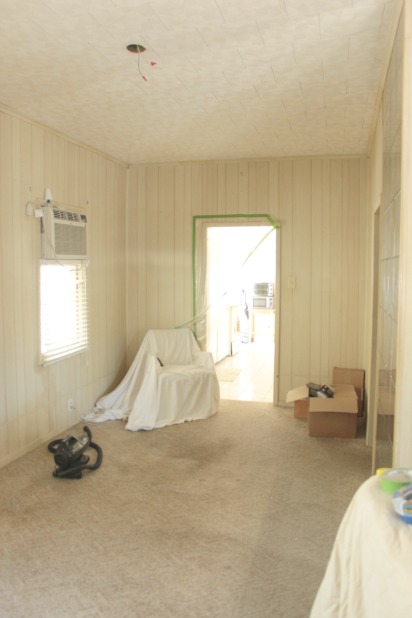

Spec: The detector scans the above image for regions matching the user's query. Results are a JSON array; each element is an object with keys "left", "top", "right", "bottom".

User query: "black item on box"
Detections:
[
  {"left": 306, "top": 382, "right": 334, "bottom": 398},
  {"left": 306, "top": 382, "right": 322, "bottom": 397},
  {"left": 317, "top": 385, "right": 334, "bottom": 398}
]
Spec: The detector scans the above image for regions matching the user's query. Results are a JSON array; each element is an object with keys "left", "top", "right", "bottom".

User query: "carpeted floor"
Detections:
[{"left": 0, "top": 401, "right": 371, "bottom": 618}]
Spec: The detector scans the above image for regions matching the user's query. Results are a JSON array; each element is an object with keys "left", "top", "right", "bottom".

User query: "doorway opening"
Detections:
[{"left": 192, "top": 215, "right": 279, "bottom": 403}]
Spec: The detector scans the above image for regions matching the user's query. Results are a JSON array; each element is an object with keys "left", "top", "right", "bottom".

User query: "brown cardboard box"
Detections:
[
  {"left": 308, "top": 384, "right": 358, "bottom": 438},
  {"left": 286, "top": 385, "right": 309, "bottom": 419},
  {"left": 286, "top": 384, "right": 358, "bottom": 437},
  {"left": 294, "top": 398, "right": 309, "bottom": 420},
  {"left": 332, "top": 367, "right": 365, "bottom": 416}
]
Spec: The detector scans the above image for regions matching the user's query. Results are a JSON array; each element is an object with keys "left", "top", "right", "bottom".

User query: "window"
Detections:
[{"left": 40, "top": 260, "right": 88, "bottom": 364}]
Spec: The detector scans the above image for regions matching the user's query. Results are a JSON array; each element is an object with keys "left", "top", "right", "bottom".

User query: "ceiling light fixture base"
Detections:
[{"left": 127, "top": 44, "right": 146, "bottom": 54}]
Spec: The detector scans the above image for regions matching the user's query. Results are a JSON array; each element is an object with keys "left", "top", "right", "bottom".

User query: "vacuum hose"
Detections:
[{"left": 48, "top": 426, "right": 103, "bottom": 479}]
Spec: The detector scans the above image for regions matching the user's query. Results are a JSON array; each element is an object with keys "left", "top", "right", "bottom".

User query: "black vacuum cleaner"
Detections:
[{"left": 48, "top": 425, "right": 103, "bottom": 479}]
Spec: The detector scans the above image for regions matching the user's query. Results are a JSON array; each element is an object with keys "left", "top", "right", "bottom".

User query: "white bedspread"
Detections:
[
  {"left": 84, "top": 328, "right": 220, "bottom": 431},
  {"left": 310, "top": 475, "right": 412, "bottom": 617}
]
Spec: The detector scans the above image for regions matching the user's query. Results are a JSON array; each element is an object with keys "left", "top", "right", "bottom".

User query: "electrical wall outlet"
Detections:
[{"left": 67, "top": 398, "right": 76, "bottom": 414}]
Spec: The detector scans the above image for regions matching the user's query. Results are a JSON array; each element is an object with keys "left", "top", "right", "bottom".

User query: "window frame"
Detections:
[{"left": 39, "top": 259, "right": 89, "bottom": 365}]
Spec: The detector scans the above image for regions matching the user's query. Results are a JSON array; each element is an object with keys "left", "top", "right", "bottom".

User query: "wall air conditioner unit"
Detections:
[{"left": 41, "top": 205, "right": 88, "bottom": 260}]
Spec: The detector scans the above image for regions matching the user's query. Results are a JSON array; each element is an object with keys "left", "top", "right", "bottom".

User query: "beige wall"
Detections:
[
  {"left": 394, "top": 0, "right": 412, "bottom": 467},
  {"left": 3, "top": 4, "right": 408, "bottom": 471},
  {"left": 364, "top": 108, "right": 383, "bottom": 451},
  {"left": 375, "top": 10, "right": 403, "bottom": 467},
  {"left": 126, "top": 158, "right": 368, "bottom": 403},
  {"left": 0, "top": 108, "right": 127, "bottom": 468},
  {"left": 362, "top": 1, "right": 412, "bottom": 468}
]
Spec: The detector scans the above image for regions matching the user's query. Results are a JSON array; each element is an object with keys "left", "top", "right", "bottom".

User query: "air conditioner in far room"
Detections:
[{"left": 41, "top": 205, "right": 88, "bottom": 260}]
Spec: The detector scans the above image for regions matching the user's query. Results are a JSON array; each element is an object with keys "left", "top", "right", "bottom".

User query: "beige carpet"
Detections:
[{"left": 0, "top": 401, "right": 371, "bottom": 618}]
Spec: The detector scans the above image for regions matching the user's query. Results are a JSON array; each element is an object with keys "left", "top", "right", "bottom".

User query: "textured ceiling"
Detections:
[{"left": 0, "top": 0, "right": 400, "bottom": 164}]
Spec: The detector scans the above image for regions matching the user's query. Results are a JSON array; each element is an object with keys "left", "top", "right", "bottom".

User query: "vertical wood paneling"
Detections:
[
  {"left": 217, "top": 163, "right": 226, "bottom": 214},
  {"left": 184, "top": 166, "right": 193, "bottom": 319},
  {"left": 340, "top": 159, "right": 351, "bottom": 366},
  {"left": 126, "top": 165, "right": 139, "bottom": 360},
  {"left": 256, "top": 162, "right": 269, "bottom": 215},
  {"left": 30, "top": 125, "right": 45, "bottom": 200},
  {"left": 106, "top": 163, "right": 125, "bottom": 371},
  {"left": 0, "top": 108, "right": 127, "bottom": 468},
  {"left": 291, "top": 160, "right": 312, "bottom": 383},
  {"left": 374, "top": 10, "right": 403, "bottom": 467},
  {"left": 203, "top": 163, "right": 217, "bottom": 215},
  {"left": 136, "top": 167, "right": 148, "bottom": 347},
  {"left": 1, "top": 113, "right": 19, "bottom": 454},
  {"left": 226, "top": 162, "right": 239, "bottom": 214},
  {"left": 146, "top": 166, "right": 160, "bottom": 329},
  {"left": 239, "top": 161, "right": 249, "bottom": 212},
  {"left": 158, "top": 166, "right": 175, "bottom": 327},
  {"left": 20, "top": 121, "right": 38, "bottom": 445},
  {"left": 278, "top": 159, "right": 294, "bottom": 395},
  {"left": 91, "top": 155, "right": 108, "bottom": 380},
  {"left": 0, "top": 111, "right": 382, "bottom": 463},
  {"left": 11, "top": 117, "right": 27, "bottom": 436},
  {"left": 329, "top": 159, "right": 343, "bottom": 370},
  {"left": 341, "top": 159, "right": 361, "bottom": 366},
  {"left": 65, "top": 142, "right": 79, "bottom": 206},
  {"left": 358, "top": 158, "right": 368, "bottom": 367},
  {"left": 0, "top": 116, "right": 9, "bottom": 438},
  {"left": 174, "top": 166, "right": 186, "bottom": 328},
  {"left": 268, "top": 160, "right": 279, "bottom": 220},
  {"left": 191, "top": 164, "right": 203, "bottom": 216},
  {"left": 126, "top": 155, "right": 368, "bottom": 404},
  {"left": 248, "top": 162, "right": 257, "bottom": 214},
  {"left": 320, "top": 160, "right": 331, "bottom": 381},
  {"left": 32, "top": 125, "right": 49, "bottom": 441},
  {"left": 310, "top": 160, "right": 323, "bottom": 382}
]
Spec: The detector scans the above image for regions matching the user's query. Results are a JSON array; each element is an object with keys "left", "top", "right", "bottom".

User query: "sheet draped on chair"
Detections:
[{"left": 84, "top": 328, "right": 220, "bottom": 431}]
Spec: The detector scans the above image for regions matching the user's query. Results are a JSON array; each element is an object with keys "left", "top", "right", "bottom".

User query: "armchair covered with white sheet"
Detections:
[{"left": 86, "top": 328, "right": 220, "bottom": 431}]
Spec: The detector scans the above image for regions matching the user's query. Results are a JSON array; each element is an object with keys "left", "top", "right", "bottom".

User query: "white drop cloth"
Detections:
[
  {"left": 310, "top": 475, "right": 412, "bottom": 617},
  {"left": 84, "top": 328, "right": 220, "bottom": 431}
]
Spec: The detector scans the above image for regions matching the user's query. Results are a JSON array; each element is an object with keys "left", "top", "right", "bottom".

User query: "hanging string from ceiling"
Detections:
[{"left": 126, "top": 43, "right": 157, "bottom": 82}]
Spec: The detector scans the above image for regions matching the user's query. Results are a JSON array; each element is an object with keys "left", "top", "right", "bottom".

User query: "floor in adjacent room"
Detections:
[{"left": 215, "top": 340, "right": 274, "bottom": 402}]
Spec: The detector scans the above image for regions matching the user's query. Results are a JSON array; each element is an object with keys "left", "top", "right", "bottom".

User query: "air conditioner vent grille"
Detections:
[{"left": 53, "top": 209, "right": 87, "bottom": 224}]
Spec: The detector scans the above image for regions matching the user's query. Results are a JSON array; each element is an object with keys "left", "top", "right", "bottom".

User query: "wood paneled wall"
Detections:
[
  {"left": 126, "top": 158, "right": 368, "bottom": 402},
  {"left": 375, "top": 8, "right": 403, "bottom": 467},
  {"left": 0, "top": 108, "right": 127, "bottom": 468},
  {"left": 0, "top": 106, "right": 369, "bottom": 469}
]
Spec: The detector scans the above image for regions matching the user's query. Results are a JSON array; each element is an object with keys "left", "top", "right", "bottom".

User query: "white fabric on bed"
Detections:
[
  {"left": 85, "top": 328, "right": 220, "bottom": 431},
  {"left": 310, "top": 475, "right": 412, "bottom": 618}
]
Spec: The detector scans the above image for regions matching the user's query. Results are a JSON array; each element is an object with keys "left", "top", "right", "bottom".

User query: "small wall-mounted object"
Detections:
[
  {"left": 26, "top": 188, "right": 53, "bottom": 218},
  {"left": 26, "top": 200, "right": 44, "bottom": 218},
  {"left": 287, "top": 276, "right": 296, "bottom": 289}
]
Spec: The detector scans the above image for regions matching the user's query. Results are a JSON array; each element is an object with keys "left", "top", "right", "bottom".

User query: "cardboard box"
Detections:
[
  {"left": 293, "top": 397, "right": 309, "bottom": 420},
  {"left": 286, "top": 384, "right": 358, "bottom": 438},
  {"left": 332, "top": 367, "right": 365, "bottom": 416},
  {"left": 286, "top": 385, "right": 310, "bottom": 419}
]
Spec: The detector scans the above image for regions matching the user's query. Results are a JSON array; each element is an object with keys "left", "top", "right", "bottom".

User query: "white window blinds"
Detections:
[{"left": 40, "top": 260, "right": 88, "bottom": 364}]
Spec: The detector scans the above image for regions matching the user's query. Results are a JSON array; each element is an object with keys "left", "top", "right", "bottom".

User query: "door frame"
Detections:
[
  {"left": 192, "top": 213, "right": 280, "bottom": 404},
  {"left": 370, "top": 206, "right": 381, "bottom": 471}
]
